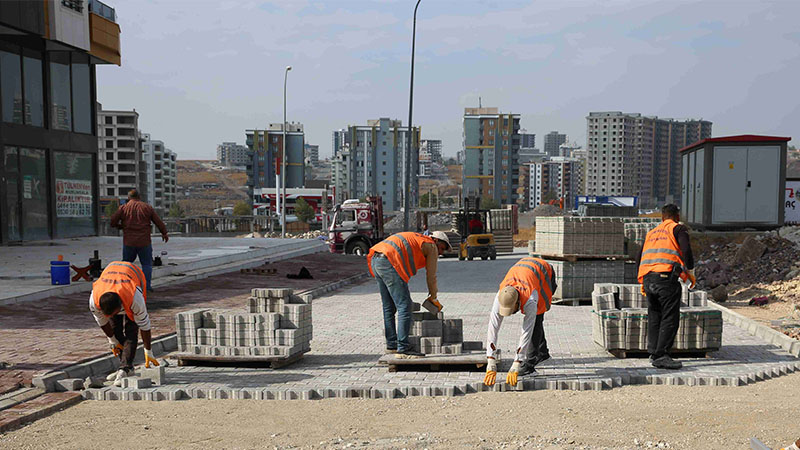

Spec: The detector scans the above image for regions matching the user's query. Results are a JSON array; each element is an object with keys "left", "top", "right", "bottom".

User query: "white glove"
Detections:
[
  {"left": 506, "top": 360, "right": 522, "bottom": 386},
  {"left": 509, "top": 360, "right": 521, "bottom": 373},
  {"left": 486, "top": 358, "right": 497, "bottom": 372},
  {"left": 483, "top": 357, "right": 498, "bottom": 386}
]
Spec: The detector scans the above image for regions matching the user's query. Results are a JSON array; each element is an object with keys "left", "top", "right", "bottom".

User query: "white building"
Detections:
[
  {"left": 97, "top": 106, "right": 144, "bottom": 202},
  {"left": 141, "top": 133, "right": 177, "bottom": 214},
  {"left": 217, "top": 142, "right": 249, "bottom": 167},
  {"left": 528, "top": 157, "right": 583, "bottom": 209}
]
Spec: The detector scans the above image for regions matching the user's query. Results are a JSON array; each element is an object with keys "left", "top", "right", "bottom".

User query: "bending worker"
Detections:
[
  {"left": 367, "top": 231, "right": 452, "bottom": 358},
  {"left": 637, "top": 204, "right": 695, "bottom": 370},
  {"left": 484, "top": 256, "right": 555, "bottom": 387},
  {"left": 89, "top": 261, "right": 160, "bottom": 386}
]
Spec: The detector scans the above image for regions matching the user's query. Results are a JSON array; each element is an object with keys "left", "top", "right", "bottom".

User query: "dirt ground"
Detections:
[{"left": 2, "top": 373, "right": 799, "bottom": 450}]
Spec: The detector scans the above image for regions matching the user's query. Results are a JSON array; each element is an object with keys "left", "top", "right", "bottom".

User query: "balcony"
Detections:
[{"left": 89, "top": 0, "right": 121, "bottom": 65}]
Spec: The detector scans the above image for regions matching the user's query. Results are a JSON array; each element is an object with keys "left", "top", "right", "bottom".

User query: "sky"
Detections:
[{"left": 97, "top": 0, "right": 800, "bottom": 160}]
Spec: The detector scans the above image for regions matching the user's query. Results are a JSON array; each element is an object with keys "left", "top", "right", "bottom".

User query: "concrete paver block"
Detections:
[
  {"left": 140, "top": 366, "right": 166, "bottom": 385},
  {"left": 55, "top": 378, "right": 84, "bottom": 392}
]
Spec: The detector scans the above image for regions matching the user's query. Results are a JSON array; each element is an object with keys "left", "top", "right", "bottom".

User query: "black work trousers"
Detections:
[
  {"left": 112, "top": 315, "right": 139, "bottom": 371},
  {"left": 525, "top": 313, "right": 549, "bottom": 365},
  {"left": 642, "top": 272, "right": 682, "bottom": 358}
]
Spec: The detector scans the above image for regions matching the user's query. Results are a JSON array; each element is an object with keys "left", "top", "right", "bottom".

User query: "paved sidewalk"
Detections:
[
  {"left": 0, "top": 236, "right": 324, "bottom": 304},
  {"left": 0, "top": 252, "right": 367, "bottom": 394},
  {"left": 84, "top": 251, "right": 800, "bottom": 400}
]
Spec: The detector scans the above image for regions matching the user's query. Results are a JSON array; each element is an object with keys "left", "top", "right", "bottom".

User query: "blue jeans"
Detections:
[
  {"left": 372, "top": 255, "right": 413, "bottom": 352},
  {"left": 123, "top": 245, "right": 153, "bottom": 290}
]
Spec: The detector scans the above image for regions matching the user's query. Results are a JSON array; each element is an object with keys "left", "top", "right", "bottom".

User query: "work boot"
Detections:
[
  {"left": 651, "top": 355, "right": 682, "bottom": 370},
  {"left": 518, "top": 362, "right": 538, "bottom": 377},
  {"left": 385, "top": 349, "right": 398, "bottom": 354},
  {"left": 397, "top": 349, "right": 424, "bottom": 359},
  {"left": 531, "top": 352, "right": 551, "bottom": 366},
  {"left": 112, "top": 368, "right": 134, "bottom": 387}
]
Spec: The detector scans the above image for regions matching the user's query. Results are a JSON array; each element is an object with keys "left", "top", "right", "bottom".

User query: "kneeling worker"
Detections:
[
  {"left": 367, "top": 231, "right": 452, "bottom": 358},
  {"left": 484, "top": 257, "right": 555, "bottom": 387},
  {"left": 89, "top": 261, "right": 160, "bottom": 386}
]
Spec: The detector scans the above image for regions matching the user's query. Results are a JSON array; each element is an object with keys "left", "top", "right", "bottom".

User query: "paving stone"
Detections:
[{"left": 55, "top": 378, "right": 84, "bottom": 392}]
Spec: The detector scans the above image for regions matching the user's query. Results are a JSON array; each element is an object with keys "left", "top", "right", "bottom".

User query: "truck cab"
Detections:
[{"left": 328, "top": 197, "right": 385, "bottom": 255}]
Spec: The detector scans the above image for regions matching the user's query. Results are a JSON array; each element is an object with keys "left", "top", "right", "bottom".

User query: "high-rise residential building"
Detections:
[
  {"left": 520, "top": 133, "right": 536, "bottom": 150},
  {"left": 585, "top": 112, "right": 712, "bottom": 207},
  {"left": 0, "top": 0, "right": 122, "bottom": 244},
  {"left": 543, "top": 131, "right": 567, "bottom": 157},
  {"left": 330, "top": 118, "right": 420, "bottom": 211},
  {"left": 528, "top": 157, "right": 583, "bottom": 209},
  {"left": 304, "top": 144, "right": 319, "bottom": 165},
  {"left": 418, "top": 139, "right": 443, "bottom": 179},
  {"left": 332, "top": 129, "right": 349, "bottom": 157},
  {"left": 245, "top": 123, "right": 305, "bottom": 202},
  {"left": 141, "top": 133, "right": 177, "bottom": 214},
  {"left": 558, "top": 143, "right": 582, "bottom": 158},
  {"left": 462, "top": 107, "right": 521, "bottom": 205},
  {"left": 216, "top": 142, "right": 249, "bottom": 167},
  {"left": 97, "top": 107, "right": 143, "bottom": 207},
  {"left": 420, "top": 139, "right": 442, "bottom": 163}
]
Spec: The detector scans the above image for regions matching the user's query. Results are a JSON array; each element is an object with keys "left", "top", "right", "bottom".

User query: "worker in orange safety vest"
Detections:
[
  {"left": 637, "top": 204, "right": 696, "bottom": 370},
  {"left": 367, "top": 231, "right": 452, "bottom": 359},
  {"left": 483, "top": 257, "right": 556, "bottom": 387},
  {"left": 88, "top": 261, "right": 160, "bottom": 386}
]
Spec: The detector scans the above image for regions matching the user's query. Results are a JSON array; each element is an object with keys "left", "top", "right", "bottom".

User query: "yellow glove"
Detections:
[
  {"left": 108, "top": 336, "right": 123, "bottom": 357},
  {"left": 687, "top": 269, "right": 696, "bottom": 289},
  {"left": 144, "top": 348, "right": 160, "bottom": 368},
  {"left": 483, "top": 358, "right": 497, "bottom": 386},
  {"left": 424, "top": 296, "right": 443, "bottom": 312},
  {"left": 640, "top": 285, "right": 646, "bottom": 297},
  {"left": 506, "top": 360, "right": 521, "bottom": 386}
]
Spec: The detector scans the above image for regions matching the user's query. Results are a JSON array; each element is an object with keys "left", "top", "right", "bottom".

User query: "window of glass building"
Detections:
[
  {"left": 22, "top": 51, "right": 44, "bottom": 127},
  {"left": 1, "top": 48, "right": 23, "bottom": 124},
  {"left": 71, "top": 53, "right": 91, "bottom": 134},
  {"left": 49, "top": 52, "right": 72, "bottom": 131},
  {"left": 54, "top": 152, "right": 94, "bottom": 237}
]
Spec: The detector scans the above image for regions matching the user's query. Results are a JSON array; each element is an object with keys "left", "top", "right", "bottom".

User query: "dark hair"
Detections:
[
  {"left": 662, "top": 204, "right": 680, "bottom": 220},
  {"left": 128, "top": 189, "right": 140, "bottom": 200},
  {"left": 99, "top": 292, "right": 122, "bottom": 315}
]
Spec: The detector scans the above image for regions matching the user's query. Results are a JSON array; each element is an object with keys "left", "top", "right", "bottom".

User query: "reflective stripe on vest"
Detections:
[
  {"left": 367, "top": 232, "right": 433, "bottom": 283},
  {"left": 637, "top": 220, "right": 687, "bottom": 283}
]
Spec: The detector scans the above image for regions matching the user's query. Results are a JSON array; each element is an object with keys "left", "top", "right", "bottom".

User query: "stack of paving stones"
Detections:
[
  {"left": 622, "top": 218, "right": 661, "bottom": 259},
  {"left": 408, "top": 303, "right": 484, "bottom": 355},
  {"left": 591, "top": 283, "right": 722, "bottom": 352},
  {"left": 176, "top": 288, "right": 312, "bottom": 359},
  {"left": 535, "top": 217, "right": 625, "bottom": 257},
  {"left": 550, "top": 260, "right": 625, "bottom": 300}
]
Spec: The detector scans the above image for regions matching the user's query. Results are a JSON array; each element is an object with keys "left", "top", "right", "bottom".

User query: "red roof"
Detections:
[{"left": 679, "top": 134, "right": 792, "bottom": 153}]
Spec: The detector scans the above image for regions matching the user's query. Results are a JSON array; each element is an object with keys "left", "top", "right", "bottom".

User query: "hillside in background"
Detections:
[{"left": 177, "top": 160, "right": 248, "bottom": 216}]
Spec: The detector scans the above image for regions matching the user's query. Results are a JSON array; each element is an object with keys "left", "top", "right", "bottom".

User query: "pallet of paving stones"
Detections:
[
  {"left": 530, "top": 253, "right": 629, "bottom": 262},
  {"left": 590, "top": 283, "right": 722, "bottom": 358},
  {"left": 174, "top": 288, "right": 312, "bottom": 368},
  {"left": 535, "top": 216, "right": 626, "bottom": 258},
  {"left": 240, "top": 265, "right": 277, "bottom": 275}
]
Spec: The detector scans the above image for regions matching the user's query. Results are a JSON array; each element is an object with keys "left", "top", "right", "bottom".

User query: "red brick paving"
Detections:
[
  {"left": 0, "top": 392, "right": 82, "bottom": 433},
  {"left": 0, "top": 252, "right": 367, "bottom": 392}
]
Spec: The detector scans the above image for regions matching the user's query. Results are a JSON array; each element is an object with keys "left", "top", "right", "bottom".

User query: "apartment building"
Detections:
[
  {"left": 0, "top": 0, "right": 122, "bottom": 243},
  {"left": 96, "top": 107, "right": 145, "bottom": 207},
  {"left": 141, "top": 133, "right": 177, "bottom": 214},
  {"left": 304, "top": 143, "right": 319, "bottom": 166},
  {"left": 528, "top": 157, "right": 583, "bottom": 209},
  {"left": 418, "top": 139, "right": 443, "bottom": 179},
  {"left": 462, "top": 107, "right": 521, "bottom": 205},
  {"left": 585, "top": 112, "right": 711, "bottom": 207},
  {"left": 330, "top": 118, "right": 420, "bottom": 211},
  {"left": 543, "top": 131, "right": 567, "bottom": 157},
  {"left": 217, "top": 142, "right": 249, "bottom": 167},
  {"left": 245, "top": 123, "right": 305, "bottom": 202}
]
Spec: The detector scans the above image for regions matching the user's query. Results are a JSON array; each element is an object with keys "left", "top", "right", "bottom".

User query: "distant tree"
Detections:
[
  {"left": 542, "top": 190, "right": 559, "bottom": 204},
  {"left": 419, "top": 192, "right": 438, "bottom": 208},
  {"left": 168, "top": 202, "right": 186, "bottom": 218},
  {"left": 233, "top": 201, "right": 251, "bottom": 216},
  {"left": 481, "top": 197, "right": 500, "bottom": 210},
  {"left": 294, "top": 197, "right": 315, "bottom": 223},
  {"left": 104, "top": 199, "right": 119, "bottom": 218}
]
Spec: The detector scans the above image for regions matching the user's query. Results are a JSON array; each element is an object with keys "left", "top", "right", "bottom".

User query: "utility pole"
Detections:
[
  {"left": 281, "top": 66, "right": 292, "bottom": 238},
  {"left": 404, "top": 0, "right": 421, "bottom": 232}
]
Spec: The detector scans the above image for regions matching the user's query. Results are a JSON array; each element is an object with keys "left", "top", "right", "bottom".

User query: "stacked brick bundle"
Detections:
[
  {"left": 535, "top": 217, "right": 625, "bottom": 257},
  {"left": 176, "top": 288, "right": 312, "bottom": 359},
  {"left": 622, "top": 218, "right": 660, "bottom": 259},
  {"left": 407, "top": 305, "right": 484, "bottom": 355},
  {"left": 549, "top": 260, "right": 625, "bottom": 299},
  {"left": 591, "top": 283, "right": 723, "bottom": 352}
]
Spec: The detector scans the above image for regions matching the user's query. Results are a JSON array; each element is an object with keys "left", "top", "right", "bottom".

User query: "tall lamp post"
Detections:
[
  {"left": 281, "top": 65, "right": 292, "bottom": 238},
  {"left": 404, "top": 0, "right": 421, "bottom": 232}
]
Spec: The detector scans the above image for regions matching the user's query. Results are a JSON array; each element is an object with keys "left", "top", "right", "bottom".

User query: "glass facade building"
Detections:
[{"left": 0, "top": 0, "right": 121, "bottom": 244}]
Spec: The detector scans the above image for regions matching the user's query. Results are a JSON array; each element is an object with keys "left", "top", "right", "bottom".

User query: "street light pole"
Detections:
[
  {"left": 282, "top": 65, "right": 292, "bottom": 238},
  {"left": 404, "top": 0, "right": 421, "bottom": 232}
]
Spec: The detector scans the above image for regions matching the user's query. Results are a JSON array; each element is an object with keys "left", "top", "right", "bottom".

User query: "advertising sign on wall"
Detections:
[
  {"left": 56, "top": 179, "right": 93, "bottom": 218},
  {"left": 786, "top": 180, "right": 800, "bottom": 225}
]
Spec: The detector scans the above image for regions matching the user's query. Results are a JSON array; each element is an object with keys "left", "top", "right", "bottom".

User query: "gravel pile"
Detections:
[{"left": 531, "top": 204, "right": 567, "bottom": 218}]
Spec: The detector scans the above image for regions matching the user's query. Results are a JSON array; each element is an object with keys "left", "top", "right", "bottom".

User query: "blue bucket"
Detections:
[{"left": 50, "top": 261, "right": 71, "bottom": 285}]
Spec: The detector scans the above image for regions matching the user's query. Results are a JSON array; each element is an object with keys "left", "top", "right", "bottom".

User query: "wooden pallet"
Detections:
[
  {"left": 531, "top": 253, "right": 629, "bottom": 262},
  {"left": 606, "top": 349, "right": 717, "bottom": 359},
  {"left": 240, "top": 266, "right": 277, "bottom": 275},
  {"left": 175, "top": 351, "right": 304, "bottom": 368},
  {"left": 378, "top": 352, "right": 487, "bottom": 372},
  {"left": 552, "top": 297, "right": 592, "bottom": 306}
]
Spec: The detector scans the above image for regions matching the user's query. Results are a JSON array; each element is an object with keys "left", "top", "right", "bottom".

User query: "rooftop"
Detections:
[{"left": 679, "top": 134, "right": 792, "bottom": 153}]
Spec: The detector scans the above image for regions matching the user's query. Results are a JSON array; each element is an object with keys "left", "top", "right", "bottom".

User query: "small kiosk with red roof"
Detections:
[{"left": 679, "top": 134, "right": 791, "bottom": 229}]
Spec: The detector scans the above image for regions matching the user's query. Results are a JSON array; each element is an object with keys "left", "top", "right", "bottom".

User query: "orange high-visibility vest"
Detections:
[
  {"left": 637, "top": 219, "right": 688, "bottom": 283},
  {"left": 499, "top": 257, "right": 554, "bottom": 315},
  {"left": 367, "top": 232, "right": 435, "bottom": 283},
  {"left": 92, "top": 261, "right": 147, "bottom": 321}
]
